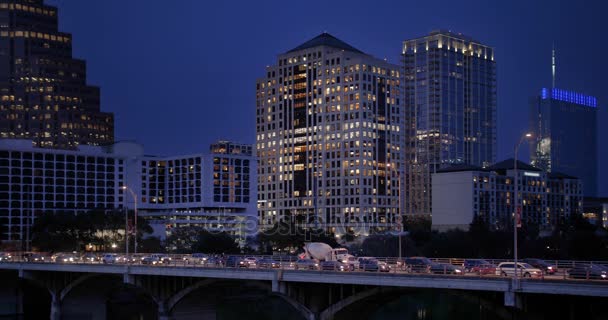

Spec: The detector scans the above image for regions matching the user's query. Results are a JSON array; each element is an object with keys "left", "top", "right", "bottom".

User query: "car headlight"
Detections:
[
  {"left": 455, "top": 269, "right": 462, "bottom": 273},
  {"left": 314, "top": 263, "right": 319, "bottom": 267},
  {"left": 602, "top": 274, "right": 607, "bottom": 278},
  {"left": 532, "top": 271, "right": 538, "bottom": 274},
  {"left": 548, "top": 266, "right": 553, "bottom": 270}
]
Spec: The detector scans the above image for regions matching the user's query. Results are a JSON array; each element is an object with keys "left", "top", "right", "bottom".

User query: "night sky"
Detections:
[{"left": 47, "top": 0, "right": 607, "bottom": 196}]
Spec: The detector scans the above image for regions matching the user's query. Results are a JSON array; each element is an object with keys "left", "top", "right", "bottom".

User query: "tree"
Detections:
[
  {"left": 164, "top": 226, "right": 201, "bottom": 253},
  {"left": 31, "top": 209, "right": 153, "bottom": 252},
  {"left": 192, "top": 231, "right": 240, "bottom": 254}
]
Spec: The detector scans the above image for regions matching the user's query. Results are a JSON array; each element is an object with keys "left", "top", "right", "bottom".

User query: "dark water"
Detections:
[{"left": 4, "top": 285, "right": 608, "bottom": 320}]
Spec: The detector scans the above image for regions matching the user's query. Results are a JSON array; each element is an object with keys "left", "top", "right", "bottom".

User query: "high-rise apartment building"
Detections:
[
  {"left": 530, "top": 88, "right": 598, "bottom": 197},
  {"left": 0, "top": 0, "right": 114, "bottom": 149},
  {"left": 402, "top": 30, "right": 496, "bottom": 216},
  {"left": 256, "top": 33, "right": 404, "bottom": 235}
]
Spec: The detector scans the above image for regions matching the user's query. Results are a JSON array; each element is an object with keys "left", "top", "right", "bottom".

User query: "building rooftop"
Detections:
[
  {"left": 487, "top": 159, "right": 542, "bottom": 172},
  {"left": 541, "top": 88, "right": 597, "bottom": 108},
  {"left": 287, "top": 32, "right": 364, "bottom": 54},
  {"left": 548, "top": 171, "right": 579, "bottom": 180},
  {"left": 436, "top": 164, "right": 484, "bottom": 174}
]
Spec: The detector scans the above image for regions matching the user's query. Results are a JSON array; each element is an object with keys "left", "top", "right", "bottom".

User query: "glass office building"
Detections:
[
  {"left": 530, "top": 87, "right": 598, "bottom": 197},
  {"left": 0, "top": 0, "right": 114, "bottom": 149},
  {"left": 402, "top": 31, "right": 497, "bottom": 215}
]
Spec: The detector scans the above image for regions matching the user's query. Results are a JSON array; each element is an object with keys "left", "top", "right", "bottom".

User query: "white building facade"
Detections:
[{"left": 432, "top": 159, "right": 582, "bottom": 232}]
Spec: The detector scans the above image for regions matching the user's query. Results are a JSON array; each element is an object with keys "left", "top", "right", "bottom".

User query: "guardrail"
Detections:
[{"left": 1, "top": 252, "right": 608, "bottom": 282}]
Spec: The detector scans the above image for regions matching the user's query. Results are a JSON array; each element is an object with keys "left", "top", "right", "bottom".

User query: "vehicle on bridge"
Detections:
[
  {"left": 404, "top": 257, "right": 433, "bottom": 273},
  {"left": 496, "top": 262, "right": 542, "bottom": 278},
  {"left": 294, "top": 259, "right": 320, "bottom": 270},
  {"left": 257, "top": 258, "right": 280, "bottom": 269},
  {"left": 358, "top": 258, "right": 391, "bottom": 272},
  {"left": 320, "top": 260, "right": 349, "bottom": 272},
  {"left": 462, "top": 259, "right": 496, "bottom": 275},
  {"left": 22, "top": 253, "right": 45, "bottom": 262},
  {"left": 0, "top": 252, "right": 12, "bottom": 262},
  {"left": 568, "top": 264, "right": 607, "bottom": 280},
  {"left": 102, "top": 254, "right": 118, "bottom": 264},
  {"left": 142, "top": 254, "right": 171, "bottom": 265},
  {"left": 225, "top": 256, "right": 248, "bottom": 268},
  {"left": 52, "top": 253, "right": 78, "bottom": 263},
  {"left": 82, "top": 253, "right": 99, "bottom": 263},
  {"left": 430, "top": 263, "right": 463, "bottom": 275},
  {"left": 183, "top": 253, "right": 208, "bottom": 265},
  {"left": 523, "top": 258, "right": 558, "bottom": 275},
  {"left": 303, "top": 243, "right": 358, "bottom": 271}
]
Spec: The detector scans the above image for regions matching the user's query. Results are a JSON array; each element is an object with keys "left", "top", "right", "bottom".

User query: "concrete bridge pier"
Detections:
[
  {"left": 49, "top": 291, "right": 61, "bottom": 320},
  {"left": 158, "top": 300, "right": 172, "bottom": 320}
]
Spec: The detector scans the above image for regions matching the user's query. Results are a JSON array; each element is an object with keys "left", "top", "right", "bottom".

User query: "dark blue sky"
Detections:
[{"left": 47, "top": 0, "right": 607, "bottom": 196}]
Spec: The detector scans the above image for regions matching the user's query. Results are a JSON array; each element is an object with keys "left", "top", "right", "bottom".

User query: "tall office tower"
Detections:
[
  {"left": 530, "top": 88, "right": 598, "bottom": 196},
  {"left": 256, "top": 33, "right": 404, "bottom": 235},
  {"left": 402, "top": 30, "right": 496, "bottom": 216},
  {"left": 0, "top": 0, "right": 114, "bottom": 149}
]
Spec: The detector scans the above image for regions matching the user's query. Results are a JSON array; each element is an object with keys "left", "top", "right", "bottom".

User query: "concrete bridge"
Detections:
[{"left": 0, "top": 262, "right": 607, "bottom": 320}]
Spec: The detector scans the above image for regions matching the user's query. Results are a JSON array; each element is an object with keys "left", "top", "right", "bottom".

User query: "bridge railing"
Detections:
[{"left": 1, "top": 252, "right": 608, "bottom": 282}]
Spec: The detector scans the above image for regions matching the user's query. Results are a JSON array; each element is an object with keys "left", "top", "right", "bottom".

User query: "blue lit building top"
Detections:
[{"left": 541, "top": 88, "right": 597, "bottom": 108}]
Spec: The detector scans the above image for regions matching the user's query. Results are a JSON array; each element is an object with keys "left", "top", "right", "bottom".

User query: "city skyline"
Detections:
[{"left": 43, "top": 0, "right": 607, "bottom": 196}]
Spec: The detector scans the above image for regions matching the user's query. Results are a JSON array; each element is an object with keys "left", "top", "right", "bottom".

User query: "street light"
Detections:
[
  {"left": 121, "top": 186, "right": 138, "bottom": 256},
  {"left": 387, "top": 163, "right": 403, "bottom": 262},
  {"left": 513, "top": 133, "right": 533, "bottom": 283}
]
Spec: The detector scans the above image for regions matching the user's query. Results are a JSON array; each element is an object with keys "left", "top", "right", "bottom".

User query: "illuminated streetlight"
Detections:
[{"left": 513, "top": 132, "right": 534, "bottom": 284}]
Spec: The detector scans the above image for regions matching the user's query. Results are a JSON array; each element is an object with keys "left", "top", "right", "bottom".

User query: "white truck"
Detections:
[{"left": 302, "top": 242, "right": 359, "bottom": 271}]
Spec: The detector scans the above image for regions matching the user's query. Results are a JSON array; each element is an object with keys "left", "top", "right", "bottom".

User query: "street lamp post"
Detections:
[
  {"left": 513, "top": 133, "right": 532, "bottom": 283},
  {"left": 121, "top": 186, "right": 138, "bottom": 255},
  {"left": 388, "top": 163, "right": 403, "bottom": 262}
]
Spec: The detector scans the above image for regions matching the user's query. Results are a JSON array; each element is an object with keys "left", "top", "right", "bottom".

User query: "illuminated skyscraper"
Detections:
[
  {"left": 0, "top": 0, "right": 114, "bottom": 149},
  {"left": 402, "top": 31, "right": 497, "bottom": 216},
  {"left": 256, "top": 33, "right": 404, "bottom": 235},
  {"left": 530, "top": 88, "right": 598, "bottom": 197}
]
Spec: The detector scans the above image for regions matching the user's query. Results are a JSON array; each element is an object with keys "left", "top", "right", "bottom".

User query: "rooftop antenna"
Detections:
[{"left": 551, "top": 43, "right": 556, "bottom": 88}]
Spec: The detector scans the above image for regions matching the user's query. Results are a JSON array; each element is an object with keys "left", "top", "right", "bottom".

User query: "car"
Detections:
[
  {"left": 258, "top": 258, "right": 280, "bottom": 269},
  {"left": 404, "top": 257, "right": 434, "bottom": 273},
  {"left": 102, "top": 254, "right": 118, "bottom": 264},
  {"left": 82, "top": 253, "right": 99, "bottom": 263},
  {"left": 463, "top": 259, "right": 492, "bottom": 272},
  {"left": 338, "top": 256, "right": 359, "bottom": 271},
  {"left": 496, "top": 262, "right": 542, "bottom": 278},
  {"left": 205, "top": 256, "right": 224, "bottom": 267},
  {"left": 0, "top": 252, "right": 13, "bottom": 262},
  {"left": 523, "top": 258, "right": 558, "bottom": 274},
  {"left": 359, "top": 259, "right": 391, "bottom": 272},
  {"left": 568, "top": 264, "right": 608, "bottom": 280},
  {"left": 22, "top": 253, "right": 45, "bottom": 262},
  {"left": 141, "top": 255, "right": 160, "bottom": 265},
  {"left": 320, "top": 260, "right": 349, "bottom": 272},
  {"left": 243, "top": 257, "right": 258, "bottom": 268},
  {"left": 225, "top": 256, "right": 248, "bottom": 268},
  {"left": 53, "top": 253, "right": 78, "bottom": 263},
  {"left": 183, "top": 253, "right": 208, "bottom": 265},
  {"left": 462, "top": 259, "right": 496, "bottom": 275},
  {"left": 430, "top": 263, "right": 463, "bottom": 275},
  {"left": 141, "top": 254, "right": 170, "bottom": 265},
  {"left": 295, "top": 259, "right": 320, "bottom": 270}
]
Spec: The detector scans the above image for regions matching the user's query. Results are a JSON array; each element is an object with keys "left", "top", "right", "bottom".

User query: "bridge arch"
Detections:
[
  {"left": 270, "top": 292, "right": 316, "bottom": 320},
  {"left": 166, "top": 279, "right": 314, "bottom": 320},
  {"left": 319, "top": 287, "right": 400, "bottom": 320},
  {"left": 166, "top": 279, "right": 272, "bottom": 312},
  {"left": 59, "top": 273, "right": 102, "bottom": 301}
]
